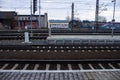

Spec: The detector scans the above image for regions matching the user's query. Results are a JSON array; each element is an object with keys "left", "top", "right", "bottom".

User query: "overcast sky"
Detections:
[{"left": 0, "top": 0, "right": 120, "bottom": 22}]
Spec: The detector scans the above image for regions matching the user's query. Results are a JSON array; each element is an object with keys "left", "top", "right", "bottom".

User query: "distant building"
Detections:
[
  {"left": 0, "top": 11, "right": 48, "bottom": 29},
  {"left": 49, "top": 20, "right": 69, "bottom": 29},
  {"left": 0, "top": 11, "right": 17, "bottom": 29},
  {"left": 14, "top": 13, "right": 48, "bottom": 29}
]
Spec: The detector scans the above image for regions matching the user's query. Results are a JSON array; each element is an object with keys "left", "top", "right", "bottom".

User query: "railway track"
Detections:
[
  {"left": 0, "top": 29, "right": 120, "bottom": 40},
  {"left": 0, "top": 33, "right": 48, "bottom": 40},
  {"left": 0, "top": 45, "right": 120, "bottom": 50},
  {"left": 0, "top": 61, "right": 120, "bottom": 71},
  {"left": 0, "top": 30, "right": 120, "bottom": 79},
  {"left": 0, "top": 45, "right": 120, "bottom": 60},
  {"left": 0, "top": 61, "right": 120, "bottom": 80}
]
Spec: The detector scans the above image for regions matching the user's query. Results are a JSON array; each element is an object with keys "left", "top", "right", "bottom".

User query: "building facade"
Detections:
[
  {"left": 0, "top": 11, "right": 17, "bottom": 29},
  {"left": 14, "top": 13, "right": 48, "bottom": 29},
  {"left": 0, "top": 11, "right": 48, "bottom": 29},
  {"left": 49, "top": 20, "right": 69, "bottom": 29}
]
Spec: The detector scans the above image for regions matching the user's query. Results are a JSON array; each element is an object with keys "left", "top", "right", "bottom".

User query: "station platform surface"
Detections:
[
  {"left": 47, "top": 35, "right": 120, "bottom": 40},
  {"left": 0, "top": 70, "right": 120, "bottom": 80}
]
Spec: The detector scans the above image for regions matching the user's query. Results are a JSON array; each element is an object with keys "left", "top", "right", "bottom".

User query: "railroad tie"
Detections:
[
  {"left": 113, "top": 50, "right": 117, "bottom": 52},
  {"left": 40, "top": 50, "right": 43, "bottom": 52},
  {"left": 23, "top": 64, "right": 29, "bottom": 70},
  {"left": 94, "top": 50, "right": 98, "bottom": 52},
  {"left": 43, "top": 46, "right": 46, "bottom": 49},
  {"left": 47, "top": 50, "right": 50, "bottom": 52},
  {"left": 100, "top": 46, "right": 104, "bottom": 49},
  {"left": 34, "top": 64, "right": 39, "bottom": 70},
  {"left": 55, "top": 46, "right": 57, "bottom": 49},
  {"left": 89, "top": 46, "right": 93, "bottom": 49},
  {"left": 6, "top": 49, "right": 10, "bottom": 52},
  {"left": 98, "top": 63, "right": 105, "bottom": 69},
  {"left": 88, "top": 64, "right": 95, "bottom": 70},
  {"left": 75, "top": 50, "right": 78, "bottom": 52},
  {"left": 66, "top": 46, "right": 69, "bottom": 49},
  {"left": 26, "top": 50, "right": 30, "bottom": 52},
  {"left": 12, "top": 64, "right": 19, "bottom": 70},
  {"left": 0, "top": 64, "right": 9, "bottom": 70},
  {"left": 46, "top": 64, "right": 50, "bottom": 70},
  {"left": 61, "top": 50, "right": 64, "bottom": 52},
  {"left": 49, "top": 46, "right": 52, "bottom": 49},
  {"left": 88, "top": 50, "right": 92, "bottom": 52},
  {"left": 0, "top": 49, "right": 3, "bottom": 52},
  {"left": 19, "top": 50, "right": 23, "bottom": 52},
  {"left": 101, "top": 50, "right": 105, "bottom": 52},
  {"left": 106, "top": 46, "right": 109, "bottom": 49},
  {"left": 68, "top": 50, "right": 71, "bottom": 52},
  {"left": 78, "top": 64, "right": 83, "bottom": 70},
  {"left": 68, "top": 64, "right": 72, "bottom": 70},
  {"left": 33, "top": 50, "right": 37, "bottom": 52},
  {"left": 54, "top": 50, "right": 57, "bottom": 53},
  {"left": 57, "top": 64, "right": 61, "bottom": 70},
  {"left": 78, "top": 46, "right": 81, "bottom": 49},
  {"left": 72, "top": 46, "right": 75, "bottom": 49},
  {"left": 108, "top": 63, "right": 116, "bottom": 69},
  {"left": 116, "top": 46, "right": 119, "bottom": 49},
  {"left": 13, "top": 50, "right": 17, "bottom": 52},
  {"left": 95, "top": 46, "right": 98, "bottom": 49},
  {"left": 107, "top": 50, "right": 111, "bottom": 52},
  {"left": 81, "top": 50, "right": 85, "bottom": 52}
]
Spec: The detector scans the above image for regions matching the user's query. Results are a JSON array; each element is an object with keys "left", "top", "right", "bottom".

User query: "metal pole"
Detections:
[
  {"left": 38, "top": 0, "right": 41, "bottom": 28},
  {"left": 95, "top": 0, "right": 99, "bottom": 33},
  {"left": 48, "top": 22, "right": 51, "bottom": 37},
  {"left": 112, "top": 0, "right": 116, "bottom": 21},
  {"left": 16, "top": 8, "right": 21, "bottom": 31},
  {"left": 18, "top": 16, "right": 20, "bottom": 31},
  {"left": 71, "top": 3, "right": 74, "bottom": 29},
  {"left": 71, "top": 3, "right": 74, "bottom": 21},
  {"left": 111, "top": 0, "right": 116, "bottom": 37},
  {"left": 30, "top": 0, "right": 33, "bottom": 36}
]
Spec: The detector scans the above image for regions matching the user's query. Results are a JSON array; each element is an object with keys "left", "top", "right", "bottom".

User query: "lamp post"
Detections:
[{"left": 111, "top": 0, "right": 116, "bottom": 37}]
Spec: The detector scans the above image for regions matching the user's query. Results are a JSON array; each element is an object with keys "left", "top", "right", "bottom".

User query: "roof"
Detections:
[
  {"left": 49, "top": 20, "right": 69, "bottom": 23},
  {"left": 18, "top": 15, "right": 44, "bottom": 17},
  {"left": 0, "top": 11, "right": 17, "bottom": 19}
]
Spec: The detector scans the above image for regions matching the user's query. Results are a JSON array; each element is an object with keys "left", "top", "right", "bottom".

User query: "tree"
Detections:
[
  {"left": 98, "top": 16, "right": 107, "bottom": 22},
  {"left": 66, "top": 16, "right": 71, "bottom": 22}
]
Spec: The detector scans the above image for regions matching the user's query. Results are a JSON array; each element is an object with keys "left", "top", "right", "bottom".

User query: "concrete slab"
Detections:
[
  {"left": 47, "top": 35, "right": 120, "bottom": 40},
  {"left": 0, "top": 71, "right": 120, "bottom": 80}
]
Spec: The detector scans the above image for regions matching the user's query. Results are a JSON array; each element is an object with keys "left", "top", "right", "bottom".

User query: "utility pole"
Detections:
[
  {"left": 30, "top": 0, "right": 33, "bottom": 36},
  {"left": 112, "top": 0, "right": 116, "bottom": 22},
  {"left": 71, "top": 2, "right": 74, "bottom": 29},
  {"left": 38, "top": 0, "right": 41, "bottom": 28},
  {"left": 111, "top": 0, "right": 116, "bottom": 37},
  {"left": 95, "top": 0, "right": 99, "bottom": 32},
  {"left": 71, "top": 3, "right": 74, "bottom": 21}
]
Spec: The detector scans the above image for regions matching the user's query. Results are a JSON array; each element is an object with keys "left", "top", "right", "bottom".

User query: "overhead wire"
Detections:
[{"left": 1, "top": 1, "right": 118, "bottom": 12}]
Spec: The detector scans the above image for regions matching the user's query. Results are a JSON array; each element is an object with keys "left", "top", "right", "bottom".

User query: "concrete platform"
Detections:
[
  {"left": 47, "top": 35, "right": 120, "bottom": 40},
  {"left": 0, "top": 71, "right": 120, "bottom": 80}
]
